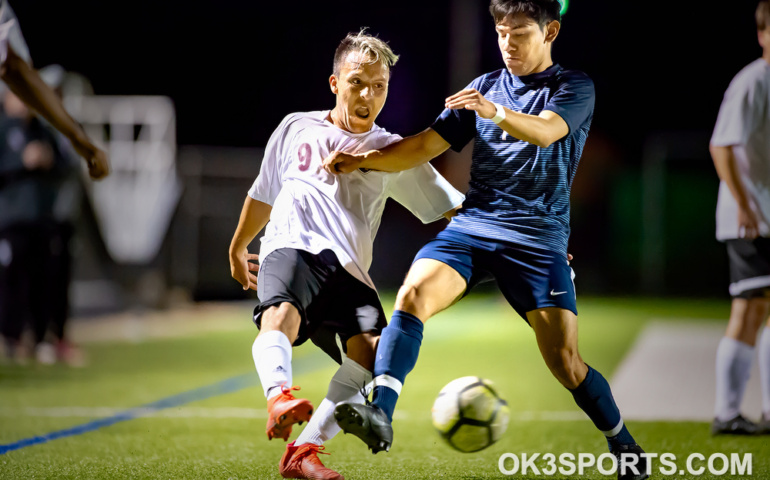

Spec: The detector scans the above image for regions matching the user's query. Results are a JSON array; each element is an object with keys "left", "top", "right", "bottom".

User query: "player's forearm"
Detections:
[
  {"left": 711, "top": 144, "right": 752, "bottom": 210},
  {"left": 361, "top": 128, "right": 450, "bottom": 172},
  {"left": 229, "top": 197, "right": 272, "bottom": 255},
  {"left": 0, "top": 48, "right": 91, "bottom": 149},
  {"left": 497, "top": 109, "right": 566, "bottom": 148}
]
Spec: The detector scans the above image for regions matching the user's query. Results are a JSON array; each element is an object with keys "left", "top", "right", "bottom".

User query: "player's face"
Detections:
[
  {"left": 496, "top": 13, "right": 559, "bottom": 76},
  {"left": 329, "top": 51, "right": 389, "bottom": 134}
]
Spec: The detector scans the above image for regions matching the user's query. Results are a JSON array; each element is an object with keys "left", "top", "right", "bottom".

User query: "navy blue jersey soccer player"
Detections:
[{"left": 324, "top": 1, "right": 649, "bottom": 479}]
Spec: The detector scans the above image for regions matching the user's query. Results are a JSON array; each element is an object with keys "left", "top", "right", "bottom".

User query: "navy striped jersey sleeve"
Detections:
[
  {"left": 429, "top": 75, "right": 490, "bottom": 152},
  {"left": 544, "top": 71, "right": 595, "bottom": 135}
]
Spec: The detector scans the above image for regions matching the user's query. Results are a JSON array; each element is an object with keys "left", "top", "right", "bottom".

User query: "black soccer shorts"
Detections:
[
  {"left": 726, "top": 238, "right": 770, "bottom": 299},
  {"left": 254, "top": 248, "right": 387, "bottom": 364}
]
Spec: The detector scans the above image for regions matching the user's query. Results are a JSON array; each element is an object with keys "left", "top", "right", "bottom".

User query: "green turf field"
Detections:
[{"left": 1, "top": 296, "right": 768, "bottom": 479}]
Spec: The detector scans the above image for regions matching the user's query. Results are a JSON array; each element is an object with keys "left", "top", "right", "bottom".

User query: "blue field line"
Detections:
[{"left": 0, "top": 352, "right": 330, "bottom": 455}]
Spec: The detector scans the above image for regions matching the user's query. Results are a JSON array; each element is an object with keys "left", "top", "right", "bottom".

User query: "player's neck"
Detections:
[
  {"left": 763, "top": 49, "right": 770, "bottom": 65},
  {"left": 529, "top": 53, "right": 554, "bottom": 75}
]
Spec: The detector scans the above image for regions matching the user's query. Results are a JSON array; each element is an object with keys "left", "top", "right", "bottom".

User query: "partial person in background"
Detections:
[
  {"left": 0, "top": 86, "right": 71, "bottom": 363},
  {"left": 709, "top": 0, "right": 770, "bottom": 436},
  {"left": 0, "top": 0, "right": 109, "bottom": 180},
  {"left": 35, "top": 64, "right": 86, "bottom": 366}
]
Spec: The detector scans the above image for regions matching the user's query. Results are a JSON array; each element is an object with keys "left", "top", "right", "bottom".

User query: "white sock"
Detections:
[
  {"left": 252, "top": 331, "right": 293, "bottom": 400},
  {"left": 759, "top": 327, "right": 770, "bottom": 417},
  {"left": 714, "top": 336, "right": 755, "bottom": 421},
  {"left": 294, "top": 358, "right": 372, "bottom": 446}
]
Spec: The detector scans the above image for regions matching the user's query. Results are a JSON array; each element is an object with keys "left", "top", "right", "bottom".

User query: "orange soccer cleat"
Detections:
[
  {"left": 266, "top": 385, "right": 314, "bottom": 441},
  {"left": 279, "top": 441, "right": 344, "bottom": 480}
]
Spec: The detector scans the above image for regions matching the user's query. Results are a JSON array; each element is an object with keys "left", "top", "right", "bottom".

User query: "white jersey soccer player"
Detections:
[
  {"left": 250, "top": 110, "right": 463, "bottom": 291},
  {"left": 713, "top": 58, "right": 770, "bottom": 244},
  {"left": 709, "top": 0, "right": 770, "bottom": 436},
  {"left": 228, "top": 31, "right": 463, "bottom": 479}
]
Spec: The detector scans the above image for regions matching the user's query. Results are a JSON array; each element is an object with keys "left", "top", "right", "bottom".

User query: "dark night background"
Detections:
[{"left": 10, "top": 0, "right": 766, "bottom": 302}]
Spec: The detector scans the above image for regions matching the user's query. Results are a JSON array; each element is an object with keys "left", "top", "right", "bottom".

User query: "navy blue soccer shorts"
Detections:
[{"left": 413, "top": 228, "right": 577, "bottom": 321}]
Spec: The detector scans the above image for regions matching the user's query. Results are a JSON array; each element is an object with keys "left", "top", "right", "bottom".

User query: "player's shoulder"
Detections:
[
  {"left": 728, "top": 59, "right": 770, "bottom": 92},
  {"left": 554, "top": 67, "right": 595, "bottom": 90},
  {"left": 272, "top": 111, "right": 327, "bottom": 137},
  {"left": 278, "top": 110, "right": 326, "bottom": 127}
]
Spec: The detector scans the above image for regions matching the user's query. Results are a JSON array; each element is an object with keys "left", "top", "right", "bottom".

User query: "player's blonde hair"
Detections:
[
  {"left": 757, "top": 0, "right": 770, "bottom": 30},
  {"left": 332, "top": 28, "right": 399, "bottom": 77}
]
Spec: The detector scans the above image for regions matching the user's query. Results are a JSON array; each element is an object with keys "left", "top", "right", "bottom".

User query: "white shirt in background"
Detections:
[{"left": 711, "top": 58, "right": 770, "bottom": 240}]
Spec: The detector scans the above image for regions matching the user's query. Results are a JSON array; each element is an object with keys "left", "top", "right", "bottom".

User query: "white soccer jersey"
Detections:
[
  {"left": 0, "top": 0, "right": 30, "bottom": 64},
  {"left": 249, "top": 110, "right": 465, "bottom": 290},
  {"left": 711, "top": 58, "right": 770, "bottom": 240}
]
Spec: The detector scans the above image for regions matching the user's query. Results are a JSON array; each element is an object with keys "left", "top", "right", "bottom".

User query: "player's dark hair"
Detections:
[
  {"left": 332, "top": 28, "right": 399, "bottom": 77},
  {"left": 757, "top": 0, "right": 770, "bottom": 30},
  {"left": 489, "top": 0, "right": 561, "bottom": 27}
]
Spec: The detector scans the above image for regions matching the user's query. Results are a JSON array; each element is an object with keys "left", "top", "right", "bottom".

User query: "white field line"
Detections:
[
  {"left": 69, "top": 302, "right": 253, "bottom": 344},
  {"left": 0, "top": 406, "right": 588, "bottom": 422}
]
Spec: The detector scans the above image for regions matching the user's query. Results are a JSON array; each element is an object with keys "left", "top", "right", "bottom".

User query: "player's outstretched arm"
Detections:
[
  {"left": 711, "top": 143, "right": 761, "bottom": 239},
  {"left": 444, "top": 88, "right": 568, "bottom": 148},
  {"left": 0, "top": 46, "right": 110, "bottom": 179},
  {"left": 229, "top": 197, "right": 272, "bottom": 291},
  {"left": 323, "top": 127, "right": 450, "bottom": 174}
]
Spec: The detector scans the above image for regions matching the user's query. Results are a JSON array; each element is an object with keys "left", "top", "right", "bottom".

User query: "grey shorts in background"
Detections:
[{"left": 726, "top": 238, "right": 770, "bottom": 298}]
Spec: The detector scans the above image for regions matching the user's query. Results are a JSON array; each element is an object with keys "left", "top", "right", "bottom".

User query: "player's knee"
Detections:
[
  {"left": 395, "top": 283, "right": 425, "bottom": 316},
  {"left": 260, "top": 302, "right": 300, "bottom": 338},
  {"left": 544, "top": 347, "right": 583, "bottom": 389},
  {"left": 345, "top": 333, "right": 378, "bottom": 371},
  {"left": 729, "top": 297, "right": 770, "bottom": 341}
]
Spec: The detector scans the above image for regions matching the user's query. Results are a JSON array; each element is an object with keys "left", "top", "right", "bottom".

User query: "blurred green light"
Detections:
[{"left": 560, "top": 0, "right": 569, "bottom": 15}]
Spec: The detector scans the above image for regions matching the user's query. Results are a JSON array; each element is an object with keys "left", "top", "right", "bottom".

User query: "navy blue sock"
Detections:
[
  {"left": 570, "top": 365, "right": 636, "bottom": 450},
  {"left": 371, "top": 310, "right": 424, "bottom": 422}
]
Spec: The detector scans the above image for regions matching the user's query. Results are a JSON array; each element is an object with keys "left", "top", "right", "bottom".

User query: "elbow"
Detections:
[
  {"left": 529, "top": 129, "right": 563, "bottom": 149},
  {"left": 531, "top": 135, "right": 554, "bottom": 149}
]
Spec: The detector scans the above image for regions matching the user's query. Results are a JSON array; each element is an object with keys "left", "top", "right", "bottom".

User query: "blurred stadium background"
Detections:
[
  {"left": 3, "top": 1, "right": 770, "bottom": 478},
  {"left": 10, "top": 0, "right": 762, "bottom": 311}
]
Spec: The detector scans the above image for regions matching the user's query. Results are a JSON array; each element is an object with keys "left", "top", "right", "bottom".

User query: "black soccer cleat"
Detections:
[
  {"left": 334, "top": 402, "right": 393, "bottom": 454},
  {"left": 711, "top": 414, "right": 758, "bottom": 435},
  {"left": 612, "top": 443, "right": 650, "bottom": 480},
  {"left": 753, "top": 413, "right": 770, "bottom": 435}
]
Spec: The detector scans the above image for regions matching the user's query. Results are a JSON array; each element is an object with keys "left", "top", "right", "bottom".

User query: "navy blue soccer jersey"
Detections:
[{"left": 431, "top": 64, "right": 595, "bottom": 255}]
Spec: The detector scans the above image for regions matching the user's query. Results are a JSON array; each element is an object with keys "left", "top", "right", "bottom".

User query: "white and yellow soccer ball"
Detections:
[{"left": 431, "top": 376, "right": 510, "bottom": 453}]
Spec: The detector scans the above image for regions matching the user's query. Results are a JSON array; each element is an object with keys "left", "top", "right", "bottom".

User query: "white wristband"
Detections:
[{"left": 491, "top": 103, "right": 506, "bottom": 124}]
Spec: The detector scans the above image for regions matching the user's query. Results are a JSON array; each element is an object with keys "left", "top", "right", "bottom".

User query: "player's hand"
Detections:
[
  {"left": 445, "top": 88, "right": 496, "bottom": 119},
  {"left": 72, "top": 138, "right": 110, "bottom": 180},
  {"left": 738, "top": 205, "right": 760, "bottom": 240},
  {"left": 567, "top": 253, "right": 573, "bottom": 265},
  {"left": 230, "top": 249, "right": 260, "bottom": 291},
  {"left": 323, "top": 151, "right": 363, "bottom": 174}
]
